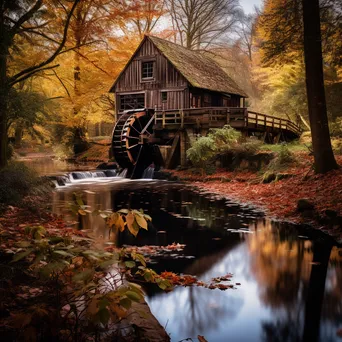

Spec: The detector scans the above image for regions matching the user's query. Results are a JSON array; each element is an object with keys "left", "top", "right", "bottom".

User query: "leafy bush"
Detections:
[
  {"left": 0, "top": 162, "right": 51, "bottom": 210},
  {"left": 186, "top": 125, "right": 241, "bottom": 169},
  {"left": 207, "top": 125, "right": 241, "bottom": 150},
  {"left": 187, "top": 126, "right": 263, "bottom": 172},
  {"left": 186, "top": 136, "right": 216, "bottom": 172},
  {"left": 8, "top": 209, "right": 172, "bottom": 341}
]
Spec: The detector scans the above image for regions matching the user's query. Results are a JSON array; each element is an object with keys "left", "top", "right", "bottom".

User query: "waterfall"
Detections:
[
  {"left": 118, "top": 168, "right": 128, "bottom": 178},
  {"left": 142, "top": 166, "right": 155, "bottom": 180},
  {"left": 55, "top": 169, "right": 121, "bottom": 187}
]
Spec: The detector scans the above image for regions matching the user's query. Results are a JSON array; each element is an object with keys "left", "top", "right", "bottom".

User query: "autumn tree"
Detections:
[
  {"left": 0, "top": 0, "right": 81, "bottom": 168},
  {"left": 302, "top": 0, "right": 338, "bottom": 172},
  {"left": 257, "top": 0, "right": 341, "bottom": 172},
  {"left": 167, "top": 0, "right": 241, "bottom": 49},
  {"left": 7, "top": 86, "right": 56, "bottom": 147}
]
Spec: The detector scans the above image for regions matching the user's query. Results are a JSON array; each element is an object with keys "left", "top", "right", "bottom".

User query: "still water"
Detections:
[{"left": 52, "top": 175, "right": 342, "bottom": 342}]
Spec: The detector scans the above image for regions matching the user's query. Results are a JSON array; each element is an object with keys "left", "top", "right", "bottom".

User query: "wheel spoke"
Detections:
[
  {"left": 128, "top": 144, "right": 139, "bottom": 150},
  {"left": 137, "top": 118, "right": 143, "bottom": 131},
  {"left": 134, "top": 145, "right": 143, "bottom": 165},
  {"left": 126, "top": 135, "right": 139, "bottom": 140},
  {"left": 130, "top": 125, "right": 142, "bottom": 135}
]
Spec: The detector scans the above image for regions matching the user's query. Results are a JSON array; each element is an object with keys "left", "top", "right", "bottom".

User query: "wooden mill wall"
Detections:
[{"left": 113, "top": 39, "right": 189, "bottom": 112}]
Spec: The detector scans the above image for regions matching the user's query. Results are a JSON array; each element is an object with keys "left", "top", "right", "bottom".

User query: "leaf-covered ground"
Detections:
[{"left": 171, "top": 153, "right": 342, "bottom": 242}]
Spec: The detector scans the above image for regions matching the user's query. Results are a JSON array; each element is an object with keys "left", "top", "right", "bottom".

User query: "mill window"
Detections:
[
  {"left": 161, "top": 91, "right": 167, "bottom": 102},
  {"left": 119, "top": 94, "right": 145, "bottom": 111},
  {"left": 142, "top": 61, "right": 154, "bottom": 79}
]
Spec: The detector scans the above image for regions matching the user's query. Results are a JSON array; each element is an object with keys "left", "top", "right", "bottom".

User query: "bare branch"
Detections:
[
  {"left": 9, "top": 0, "right": 81, "bottom": 86},
  {"left": 9, "top": 64, "right": 59, "bottom": 87},
  {"left": 10, "top": 0, "right": 43, "bottom": 36}
]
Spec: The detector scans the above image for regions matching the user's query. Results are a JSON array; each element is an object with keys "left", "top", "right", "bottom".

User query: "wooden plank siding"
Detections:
[{"left": 113, "top": 39, "right": 189, "bottom": 114}]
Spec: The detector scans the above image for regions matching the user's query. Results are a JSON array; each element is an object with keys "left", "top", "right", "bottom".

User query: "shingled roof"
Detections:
[
  {"left": 148, "top": 36, "right": 247, "bottom": 97},
  {"left": 110, "top": 35, "right": 247, "bottom": 97}
]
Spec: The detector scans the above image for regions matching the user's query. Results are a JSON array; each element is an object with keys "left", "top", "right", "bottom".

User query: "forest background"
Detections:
[{"left": 1, "top": 0, "right": 341, "bottom": 161}]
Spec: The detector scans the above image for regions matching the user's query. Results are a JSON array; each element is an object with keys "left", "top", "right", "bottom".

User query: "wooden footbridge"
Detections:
[
  {"left": 152, "top": 107, "right": 301, "bottom": 168},
  {"left": 154, "top": 107, "right": 301, "bottom": 141}
]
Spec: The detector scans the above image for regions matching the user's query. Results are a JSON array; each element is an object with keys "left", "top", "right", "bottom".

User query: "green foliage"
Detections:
[
  {"left": 186, "top": 136, "right": 216, "bottom": 170},
  {"left": 187, "top": 125, "right": 241, "bottom": 169},
  {"left": 266, "top": 144, "right": 296, "bottom": 171},
  {"left": 221, "top": 138, "right": 262, "bottom": 156},
  {"left": 261, "top": 141, "right": 308, "bottom": 153},
  {"left": 207, "top": 125, "right": 241, "bottom": 150},
  {"left": 7, "top": 89, "right": 55, "bottom": 141},
  {"left": 186, "top": 125, "right": 241, "bottom": 169},
  {"left": 9, "top": 211, "right": 173, "bottom": 338},
  {"left": 187, "top": 126, "right": 264, "bottom": 173},
  {"left": 0, "top": 162, "right": 51, "bottom": 209}
]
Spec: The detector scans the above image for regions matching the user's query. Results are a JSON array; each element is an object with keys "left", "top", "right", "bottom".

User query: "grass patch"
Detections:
[{"left": 260, "top": 141, "right": 308, "bottom": 153}]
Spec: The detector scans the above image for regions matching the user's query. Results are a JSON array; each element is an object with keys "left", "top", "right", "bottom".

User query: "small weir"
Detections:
[
  {"left": 54, "top": 168, "right": 129, "bottom": 187},
  {"left": 141, "top": 166, "right": 155, "bottom": 179}
]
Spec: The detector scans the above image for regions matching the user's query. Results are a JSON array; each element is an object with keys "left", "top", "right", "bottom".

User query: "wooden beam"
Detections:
[
  {"left": 165, "top": 133, "right": 180, "bottom": 169},
  {"left": 180, "top": 131, "right": 187, "bottom": 167}
]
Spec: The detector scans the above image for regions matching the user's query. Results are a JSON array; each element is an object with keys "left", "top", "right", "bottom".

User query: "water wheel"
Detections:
[{"left": 112, "top": 109, "right": 161, "bottom": 178}]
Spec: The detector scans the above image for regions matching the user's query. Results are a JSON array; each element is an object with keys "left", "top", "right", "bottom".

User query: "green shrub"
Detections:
[
  {"left": 187, "top": 126, "right": 263, "bottom": 173},
  {"left": 207, "top": 125, "right": 241, "bottom": 150},
  {"left": 186, "top": 136, "right": 216, "bottom": 171},
  {"left": 0, "top": 162, "right": 52, "bottom": 210}
]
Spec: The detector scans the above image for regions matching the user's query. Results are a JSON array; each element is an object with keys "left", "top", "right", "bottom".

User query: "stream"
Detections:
[{"left": 29, "top": 160, "right": 342, "bottom": 341}]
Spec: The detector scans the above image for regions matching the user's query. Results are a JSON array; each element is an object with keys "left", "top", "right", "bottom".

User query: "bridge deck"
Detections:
[{"left": 154, "top": 107, "right": 301, "bottom": 139}]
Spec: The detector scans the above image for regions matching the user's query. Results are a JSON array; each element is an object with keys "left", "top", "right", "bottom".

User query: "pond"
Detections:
[{"left": 52, "top": 173, "right": 342, "bottom": 342}]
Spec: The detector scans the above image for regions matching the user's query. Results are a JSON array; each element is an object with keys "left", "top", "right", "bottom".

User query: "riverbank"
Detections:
[
  {"left": 169, "top": 153, "right": 342, "bottom": 243},
  {"left": 0, "top": 164, "right": 171, "bottom": 342}
]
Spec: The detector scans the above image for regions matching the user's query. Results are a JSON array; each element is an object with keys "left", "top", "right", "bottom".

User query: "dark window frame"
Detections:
[
  {"left": 119, "top": 93, "right": 145, "bottom": 111},
  {"left": 161, "top": 91, "right": 167, "bottom": 102},
  {"left": 141, "top": 61, "right": 154, "bottom": 80}
]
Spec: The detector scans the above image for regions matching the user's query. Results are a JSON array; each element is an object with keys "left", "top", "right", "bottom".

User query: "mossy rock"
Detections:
[{"left": 262, "top": 171, "right": 277, "bottom": 183}]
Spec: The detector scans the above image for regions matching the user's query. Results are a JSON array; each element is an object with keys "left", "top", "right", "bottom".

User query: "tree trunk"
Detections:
[
  {"left": 0, "top": 101, "right": 8, "bottom": 168},
  {"left": 0, "top": 42, "right": 9, "bottom": 169},
  {"left": 14, "top": 125, "right": 23, "bottom": 148},
  {"left": 302, "top": 0, "right": 338, "bottom": 173}
]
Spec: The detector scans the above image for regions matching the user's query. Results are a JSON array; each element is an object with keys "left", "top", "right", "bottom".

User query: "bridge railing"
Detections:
[
  {"left": 155, "top": 107, "right": 247, "bottom": 127},
  {"left": 154, "top": 107, "right": 302, "bottom": 136},
  {"left": 247, "top": 111, "right": 302, "bottom": 136}
]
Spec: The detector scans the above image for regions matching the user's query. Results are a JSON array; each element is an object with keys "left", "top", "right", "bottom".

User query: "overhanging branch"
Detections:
[{"left": 9, "top": 0, "right": 81, "bottom": 86}]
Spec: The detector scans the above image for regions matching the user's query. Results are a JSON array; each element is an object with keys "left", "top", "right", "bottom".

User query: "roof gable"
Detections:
[
  {"left": 110, "top": 35, "right": 247, "bottom": 97},
  {"left": 148, "top": 36, "right": 247, "bottom": 97}
]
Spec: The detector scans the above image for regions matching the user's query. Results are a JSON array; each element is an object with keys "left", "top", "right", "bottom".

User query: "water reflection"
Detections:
[
  {"left": 52, "top": 179, "right": 342, "bottom": 342},
  {"left": 21, "top": 157, "right": 93, "bottom": 175}
]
